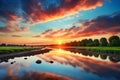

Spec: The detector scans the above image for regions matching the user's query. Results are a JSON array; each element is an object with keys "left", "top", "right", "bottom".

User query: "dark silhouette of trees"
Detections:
[
  {"left": 109, "top": 36, "right": 120, "bottom": 46},
  {"left": 93, "top": 39, "right": 99, "bottom": 46},
  {"left": 80, "top": 39, "right": 88, "bottom": 46},
  {"left": 64, "top": 35, "right": 120, "bottom": 47},
  {"left": 87, "top": 39, "right": 94, "bottom": 46},
  {"left": 100, "top": 38, "right": 108, "bottom": 46},
  {"left": 0, "top": 43, "right": 7, "bottom": 46},
  {"left": 0, "top": 43, "right": 27, "bottom": 47}
]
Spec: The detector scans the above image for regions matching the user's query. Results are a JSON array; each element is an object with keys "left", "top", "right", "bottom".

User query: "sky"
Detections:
[{"left": 0, "top": 0, "right": 120, "bottom": 45}]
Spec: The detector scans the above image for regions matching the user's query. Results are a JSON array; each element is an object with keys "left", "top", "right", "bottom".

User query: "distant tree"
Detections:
[
  {"left": 87, "top": 39, "right": 94, "bottom": 46},
  {"left": 64, "top": 35, "right": 120, "bottom": 47},
  {"left": 1, "top": 43, "right": 7, "bottom": 46},
  {"left": 100, "top": 37, "right": 108, "bottom": 46},
  {"left": 68, "top": 41, "right": 79, "bottom": 46},
  {"left": 81, "top": 39, "right": 88, "bottom": 46},
  {"left": 109, "top": 36, "right": 120, "bottom": 46},
  {"left": 23, "top": 44, "right": 26, "bottom": 46},
  {"left": 93, "top": 39, "right": 100, "bottom": 46}
]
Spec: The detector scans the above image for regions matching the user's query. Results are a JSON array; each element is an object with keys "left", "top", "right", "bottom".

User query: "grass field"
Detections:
[
  {"left": 75, "top": 47, "right": 120, "bottom": 53},
  {"left": 0, "top": 46, "right": 38, "bottom": 54}
]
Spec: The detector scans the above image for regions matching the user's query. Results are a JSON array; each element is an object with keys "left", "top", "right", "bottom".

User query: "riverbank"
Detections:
[{"left": 0, "top": 48, "right": 51, "bottom": 63}]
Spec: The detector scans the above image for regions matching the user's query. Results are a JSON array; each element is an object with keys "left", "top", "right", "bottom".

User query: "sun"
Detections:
[
  {"left": 56, "top": 39, "right": 63, "bottom": 45},
  {"left": 58, "top": 41, "right": 62, "bottom": 45}
]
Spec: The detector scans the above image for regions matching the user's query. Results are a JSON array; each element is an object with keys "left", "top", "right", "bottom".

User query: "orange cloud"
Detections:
[
  {"left": 27, "top": 0, "right": 103, "bottom": 24},
  {"left": 0, "top": 0, "right": 104, "bottom": 33},
  {"left": 0, "top": 14, "right": 29, "bottom": 33},
  {"left": 33, "top": 12, "right": 120, "bottom": 40}
]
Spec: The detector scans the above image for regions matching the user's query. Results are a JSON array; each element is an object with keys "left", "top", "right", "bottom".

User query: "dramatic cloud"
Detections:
[
  {"left": 0, "top": 26, "right": 28, "bottom": 33},
  {"left": 34, "top": 12, "right": 120, "bottom": 39},
  {"left": 0, "top": 14, "right": 29, "bottom": 33},
  {"left": 0, "top": 0, "right": 104, "bottom": 33}
]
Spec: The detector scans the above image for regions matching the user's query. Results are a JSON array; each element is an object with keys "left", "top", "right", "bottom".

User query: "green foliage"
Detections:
[
  {"left": 109, "top": 36, "right": 120, "bottom": 46},
  {"left": 87, "top": 39, "right": 94, "bottom": 46},
  {"left": 93, "top": 39, "right": 99, "bottom": 46},
  {"left": 81, "top": 39, "right": 88, "bottom": 46},
  {"left": 65, "top": 35, "right": 120, "bottom": 47},
  {"left": 100, "top": 37, "right": 108, "bottom": 46}
]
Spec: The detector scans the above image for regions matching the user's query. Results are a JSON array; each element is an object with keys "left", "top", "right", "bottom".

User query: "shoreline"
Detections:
[
  {"left": 0, "top": 46, "right": 120, "bottom": 62},
  {"left": 0, "top": 48, "right": 51, "bottom": 63}
]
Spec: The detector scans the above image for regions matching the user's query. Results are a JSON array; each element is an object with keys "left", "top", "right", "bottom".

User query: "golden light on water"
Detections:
[{"left": 58, "top": 48, "right": 62, "bottom": 52}]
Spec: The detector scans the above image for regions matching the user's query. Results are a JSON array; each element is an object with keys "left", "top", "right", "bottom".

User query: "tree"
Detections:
[
  {"left": 81, "top": 39, "right": 88, "bottom": 46},
  {"left": 109, "top": 36, "right": 120, "bottom": 46},
  {"left": 93, "top": 39, "right": 100, "bottom": 46},
  {"left": 87, "top": 39, "right": 94, "bottom": 46},
  {"left": 0, "top": 43, "right": 7, "bottom": 46},
  {"left": 100, "top": 37, "right": 108, "bottom": 46}
]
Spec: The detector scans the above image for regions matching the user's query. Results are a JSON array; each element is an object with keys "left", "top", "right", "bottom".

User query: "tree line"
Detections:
[
  {"left": 64, "top": 35, "right": 120, "bottom": 47},
  {"left": 0, "top": 43, "right": 26, "bottom": 47}
]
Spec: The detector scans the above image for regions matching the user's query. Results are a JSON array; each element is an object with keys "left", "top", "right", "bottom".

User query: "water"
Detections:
[{"left": 0, "top": 48, "right": 120, "bottom": 80}]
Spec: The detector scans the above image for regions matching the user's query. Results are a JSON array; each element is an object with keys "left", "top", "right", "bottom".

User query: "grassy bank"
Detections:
[
  {"left": 0, "top": 46, "right": 39, "bottom": 54},
  {"left": 75, "top": 47, "right": 120, "bottom": 53}
]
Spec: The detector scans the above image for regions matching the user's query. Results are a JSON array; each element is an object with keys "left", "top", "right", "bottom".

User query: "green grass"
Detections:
[
  {"left": 74, "top": 47, "right": 120, "bottom": 53},
  {"left": 0, "top": 46, "right": 39, "bottom": 54}
]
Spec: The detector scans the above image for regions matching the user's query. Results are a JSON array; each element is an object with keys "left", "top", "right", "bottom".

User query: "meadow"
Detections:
[{"left": 0, "top": 46, "right": 37, "bottom": 54}]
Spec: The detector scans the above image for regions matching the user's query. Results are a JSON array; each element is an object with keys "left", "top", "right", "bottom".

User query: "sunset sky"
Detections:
[{"left": 0, "top": 0, "right": 120, "bottom": 45}]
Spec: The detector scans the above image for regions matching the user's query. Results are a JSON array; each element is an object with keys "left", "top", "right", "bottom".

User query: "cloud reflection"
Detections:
[
  {"left": 36, "top": 49, "right": 120, "bottom": 79},
  {"left": 0, "top": 62, "right": 72, "bottom": 80}
]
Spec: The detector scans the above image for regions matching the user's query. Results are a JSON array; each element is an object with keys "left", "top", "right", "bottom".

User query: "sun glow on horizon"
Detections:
[
  {"left": 56, "top": 39, "right": 63, "bottom": 45},
  {"left": 58, "top": 41, "right": 62, "bottom": 45}
]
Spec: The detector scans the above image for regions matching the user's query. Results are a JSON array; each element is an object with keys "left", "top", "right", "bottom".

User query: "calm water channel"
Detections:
[{"left": 0, "top": 47, "right": 120, "bottom": 80}]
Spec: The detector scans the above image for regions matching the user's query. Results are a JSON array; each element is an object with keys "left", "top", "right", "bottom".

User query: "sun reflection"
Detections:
[
  {"left": 36, "top": 48, "right": 120, "bottom": 76},
  {"left": 58, "top": 48, "right": 62, "bottom": 52}
]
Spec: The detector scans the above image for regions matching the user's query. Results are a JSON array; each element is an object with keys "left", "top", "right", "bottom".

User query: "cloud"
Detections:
[
  {"left": 34, "top": 12, "right": 120, "bottom": 39},
  {"left": 74, "top": 12, "right": 120, "bottom": 37},
  {"left": 0, "top": 0, "right": 104, "bottom": 33},
  {"left": 0, "top": 14, "right": 29, "bottom": 33},
  {"left": 0, "top": 26, "right": 28, "bottom": 33},
  {"left": 21, "top": 0, "right": 103, "bottom": 23}
]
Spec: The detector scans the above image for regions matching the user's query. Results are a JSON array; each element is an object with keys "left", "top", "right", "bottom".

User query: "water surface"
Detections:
[{"left": 0, "top": 48, "right": 120, "bottom": 80}]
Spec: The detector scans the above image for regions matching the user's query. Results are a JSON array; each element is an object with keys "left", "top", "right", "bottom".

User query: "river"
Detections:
[{"left": 0, "top": 47, "right": 120, "bottom": 80}]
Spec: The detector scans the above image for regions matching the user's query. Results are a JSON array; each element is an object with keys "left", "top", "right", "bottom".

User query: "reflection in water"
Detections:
[
  {"left": 36, "top": 49, "right": 120, "bottom": 80},
  {"left": 0, "top": 48, "right": 120, "bottom": 80},
  {"left": 0, "top": 63, "right": 71, "bottom": 80},
  {"left": 36, "top": 60, "right": 42, "bottom": 64},
  {"left": 0, "top": 48, "right": 51, "bottom": 63},
  {"left": 63, "top": 48, "right": 120, "bottom": 62},
  {"left": 24, "top": 57, "right": 27, "bottom": 60}
]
